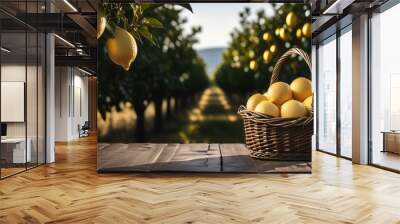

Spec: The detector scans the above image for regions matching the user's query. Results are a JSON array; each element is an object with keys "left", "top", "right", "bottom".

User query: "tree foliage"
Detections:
[
  {"left": 214, "top": 4, "right": 311, "bottom": 99},
  {"left": 98, "top": 3, "right": 209, "bottom": 141}
]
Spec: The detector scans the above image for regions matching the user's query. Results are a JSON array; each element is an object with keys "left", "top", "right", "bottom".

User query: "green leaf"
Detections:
[
  {"left": 131, "top": 30, "right": 142, "bottom": 44},
  {"left": 138, "top": 26, "right": 156, "bottom": 45},
  {"left": 143, "top": 17, "right": 163, "bottom": 29},
  {"left": 176, "top": 3, "right": 193, "bottom": 13},
  {"left": 122, "top": 4, "right": 134, "bottom": 25},
  {"left": 107, "top": 21, "right": 117, "bottom": 35},
  {"left": 141, "top": 3, "right": 163, "bottom": 13}
]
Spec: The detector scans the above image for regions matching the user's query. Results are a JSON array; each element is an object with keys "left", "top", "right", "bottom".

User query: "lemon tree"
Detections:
[
  {"left": 214, "top": 4, "right": 311, "bottom": 105},
  {"left": 98, "top": 3, "right": 208, "bottom": 141}
]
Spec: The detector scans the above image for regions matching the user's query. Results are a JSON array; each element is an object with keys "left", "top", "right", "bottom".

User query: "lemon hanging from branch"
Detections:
[
  {"left": 263, "top": 32, "right": 272, "bottom": 42},
  {"left": 263, "top": 50, "right": 272, "bottom": 63},
  {"left": 249, "top": 60, "right": 258, "bottom": 71},
  {"left": 97, "top": 6, "right": 106, "bottom": 39},
  {"left": 270, "top": 45, "right": 277, "bottom": 54},
  {"left": 106, "top": 26, "right": 138, "bottom": 71},
  {"left": 296, "top": 28, "right": 302, "bottom": 39},
  {"left": 97, "top": 16, "right": 106, "bottom": 39},
  {"left": 275, "top": 28, "right": 281, "bottom": 36},
  {"left": 279, "top": 28, "right": 290, "bottom": 41},
  {"left": 302, "top": 23, "right": 311, "bottom": 38},
  {"left": 286, "top": 12, "right": 298, "bottom": 28},
  {"left": 248, "top": 50, "right": 255, "bottom": 58}
]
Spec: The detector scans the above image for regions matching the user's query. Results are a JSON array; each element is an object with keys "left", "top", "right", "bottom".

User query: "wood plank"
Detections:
[
  {"left": 220, "top": 144, "right": 257, "bottom": 173},
  {"left": 97, "top": 143, "right": 127, "bottom": 171},
  {"left": 97, "top": 143, "right": 109, "bottom": 151},
  {"left": 252, "top": 160, "right": 311, "bottom": 173},
  {"left": 151, "top": 143, "right": 180, "bottom": 170},
  {"left": 98, "top": 143, "right": 166, "bottom": 172},
  {"left": 153, "top": 143, "right": 221, "bottom": 172},
  {"left": 97, "top": 143, "right": 110, "bottom": 169},
  {"left": 220, "top": 144, "right": 311, "bottom": 173}
]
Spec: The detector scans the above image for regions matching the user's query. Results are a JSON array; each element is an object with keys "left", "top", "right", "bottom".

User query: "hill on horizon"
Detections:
[{"left": 197, "top": 47, "right": 225, "bottom": 77}]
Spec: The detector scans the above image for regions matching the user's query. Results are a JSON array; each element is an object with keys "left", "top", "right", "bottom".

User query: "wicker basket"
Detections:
[{"left": 238, "top": 48, "right": 313, "bottom": 161}]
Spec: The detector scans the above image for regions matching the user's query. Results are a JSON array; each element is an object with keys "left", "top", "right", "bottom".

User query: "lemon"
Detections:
[
  {"left": 270, "top": 45, "right": 277, "bottom": 54},
  {"left": 255, "top": 101, "right": 280, "bottom": 117},
  {"left": 296, "top": 28, "right": 302, "bottom": 39},
  {"left": 264, "top": 82, "right": 292, "bottom": 105},
  {"left": 286, "top": 12, "right": 298, "bottom": 28},
  {"left": 263, "top": 32, "right": 272, "bottom": 42},
  {"left": 249, "top": 60, "right": 258, "bottom": 71},
  {"left": 275, "top": 28, "right": 281, "bottom": 36},
  {"left": 290, "top": 77, "right": 312, "bottom": 101},
  {"left": 246, "top": 93, "right": 268, "bottom": 111},
  {"left": 106, "top": 38, "right": 119, "bottom": 63},
  {"left": 302, "top": 23, "right": 311, "bottom": 38},
  {"left": 279, "top": 28, "right": 290, "bottom": 41},
  {"left": 263, "top": 50, "right": 272, "bottom": 63},
  {"left": 106, "top": 27, "right": 138, "bottom": 71},
  {"left": 303, "top": 95, "right": 313, "bottom": 112},
  {"left": 281, "top": 100, "right": 308, "bottom": 118},
  {"left": 248, "top": 50, "right": 255, "bottom": 58},
  {"left": 97, "top": 16, "right": 106, "bottom": 39}
]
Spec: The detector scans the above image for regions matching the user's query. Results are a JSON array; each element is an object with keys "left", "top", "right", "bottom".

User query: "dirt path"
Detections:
[{"left": 178, "top": 87, "right": 244, "bottom": 143}]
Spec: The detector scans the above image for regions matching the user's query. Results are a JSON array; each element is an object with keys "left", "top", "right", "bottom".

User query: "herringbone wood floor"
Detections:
[{"left": 1, "top": 136, "right": 400, "bottom": 224}]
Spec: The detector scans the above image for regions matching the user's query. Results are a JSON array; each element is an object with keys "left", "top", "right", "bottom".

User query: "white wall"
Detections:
[
  {"left": 1, "top": 63, "right": 46, "bottom": 164},
  {"left": 55, "top": 66, "right": 89, "bottom": 141},
  {"left": 55, "top": 66, "right": 69, "bottom": 141},
  {"left": 1, "top": 65, "right": 33, "bottom": 138}
]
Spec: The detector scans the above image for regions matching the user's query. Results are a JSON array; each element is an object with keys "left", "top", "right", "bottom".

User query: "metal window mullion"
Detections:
[
  {"left": 36, "top": 0, "right": 39, "bottom": 168},
  {"left": 336, "top": 27, "right": 341, "bottom": 157},
  {"left": 25, "top": 0, "right": 28, "bottom": 171},
  {"left": 44, "top": 33, "right": 47, "bottom": 164},
  {"left": 367, "top": 11, "right": 373, "bottom": 165},
  {"left": 315, "top": 44, "right": 320, "bottom": 151}
]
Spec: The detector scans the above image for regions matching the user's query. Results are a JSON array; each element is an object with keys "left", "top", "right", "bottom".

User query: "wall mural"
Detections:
[{"left": 97, "top": 3, "right": 312, "bottom": 173}]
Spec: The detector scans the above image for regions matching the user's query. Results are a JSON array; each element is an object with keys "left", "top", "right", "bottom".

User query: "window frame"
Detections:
[
  {"left": 314, "top": 22, "right": 353, "bottom": 160},
  {"left": 367, "top": 0, "right": 400, "bottom": 173}
]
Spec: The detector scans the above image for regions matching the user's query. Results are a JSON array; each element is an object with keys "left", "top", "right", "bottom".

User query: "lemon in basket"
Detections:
[
  {"left": 254, "top": 101, "right": 280, "bottom": 117},
  {"left": 264, "top": 82, "right": 292, "bottom": 105},
  {"left": 303, "top": 95, "right": 313, "bottom": 112},
  {"left": 281, "top": 100, "right": 308, "bottom": 118},
  {"left": 246, "top": 93, "right": 268, "bottom": 111},
  {"left": 290, "top": 77, "right": 312, "bottom": 101}
]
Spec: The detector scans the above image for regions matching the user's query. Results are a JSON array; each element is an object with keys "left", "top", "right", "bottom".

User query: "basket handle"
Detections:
[{"left": 270, "top": 48, "right": 312, "bottom": 85}]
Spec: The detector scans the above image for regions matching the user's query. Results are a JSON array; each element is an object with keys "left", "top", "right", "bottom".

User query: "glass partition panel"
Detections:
[
  {"left": 371, "top": 4, "right": 400, "bottom": 171},
  {"left": 1, "top": 31, "right": 27, "bottom": 177},
  {"left": 38, "top": 32, "right": 45, "bottom": 165},
  {"left": 27, "top": 31, "right": 38, "bottom": 169},
  {"left": 317, "top": 36, "right": 337, "bottom": 154},
  {"left": 339, "top": 28, "right": 352, "bottom": 158},
  {"left": 0, "top": 0, "right": 46, "bottom": 179}
]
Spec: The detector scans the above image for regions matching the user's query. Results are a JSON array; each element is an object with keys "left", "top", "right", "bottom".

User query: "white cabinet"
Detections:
[{"left": 1, "top": 138, "right": 32, "bottom": 163}]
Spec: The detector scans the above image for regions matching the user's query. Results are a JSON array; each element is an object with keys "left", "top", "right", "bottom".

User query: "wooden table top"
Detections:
[{"left": 97, "top": 143, "right": 311, "bottom": 173}]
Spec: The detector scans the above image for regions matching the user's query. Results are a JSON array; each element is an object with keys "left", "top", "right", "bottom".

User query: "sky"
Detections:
[{"left": 181, "top": 3, "right": 275, "bottom": 50}]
